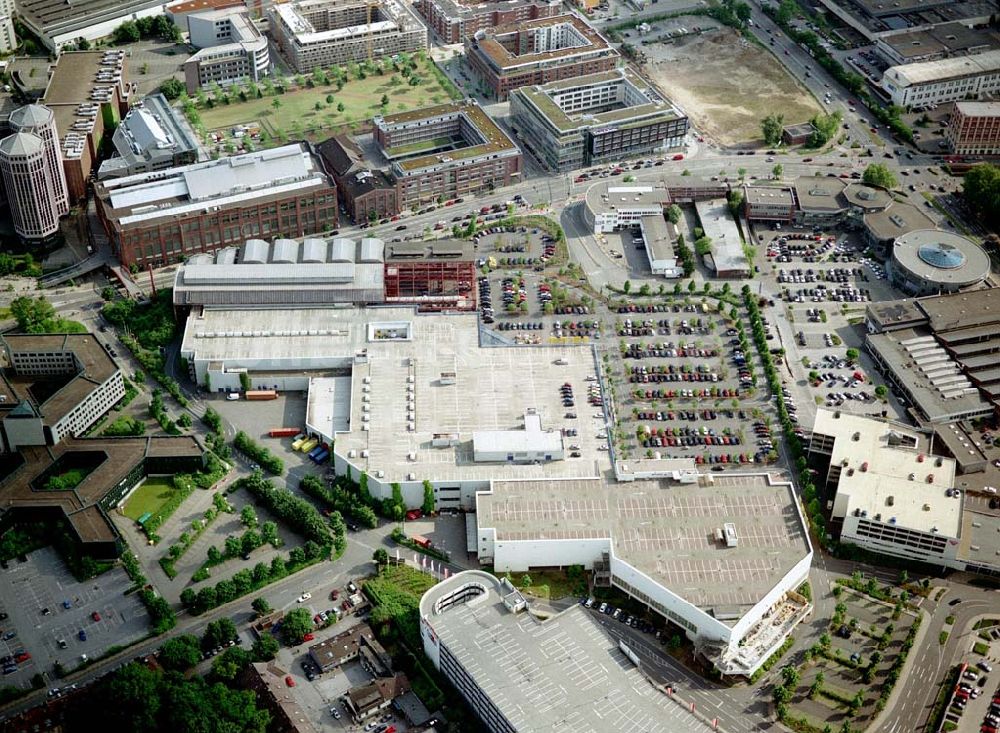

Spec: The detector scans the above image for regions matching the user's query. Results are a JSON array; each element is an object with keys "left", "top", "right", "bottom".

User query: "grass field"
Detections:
[
  {"left": 198, "top": 58, "right": 459, "bottom": 139},
  {"left": 123, "top": 478, "right": 178, "bottom": 521},
  {"left": 644, "top": 27, "right": 821, "bottom": 145},
  {"left": 376, "top": 564, "right": 438, "bottom": 598}
]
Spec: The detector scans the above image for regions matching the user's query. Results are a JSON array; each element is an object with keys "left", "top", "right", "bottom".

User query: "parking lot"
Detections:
[
  {"left": 0, "top": 548, "right": 149, "bottom": 687},
  {"left": 604, "top": 298, "right": 780, "bottom": 468},
  {"left": 946, "top": 639, "right": 999, "bottom": 733}
]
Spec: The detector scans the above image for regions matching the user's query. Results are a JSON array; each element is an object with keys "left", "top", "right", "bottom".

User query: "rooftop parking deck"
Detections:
[{"left": 478, "top": 473, "right": 811, "bottom": 619}]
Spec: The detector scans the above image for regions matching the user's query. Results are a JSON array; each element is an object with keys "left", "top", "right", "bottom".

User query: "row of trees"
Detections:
[
  {"left": 233, "top": 431, "right": 284, "bottom": 475},
  {"left": 237, "top": 472, "right": 332, "bottom": 547},
  {"left": 299, "top": 474, "right": 378, "bottom": 529},
  {"left": 112, "top": 15, "right": 181, "bottom": 45},
  {"left": 964, "top": 163, "right": 1000, "bottom": 231}
]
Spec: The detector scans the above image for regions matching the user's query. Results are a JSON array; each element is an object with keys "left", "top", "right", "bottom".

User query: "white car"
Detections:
[{"left": 296, "top": 593, "right": 312, "bottom": 603}]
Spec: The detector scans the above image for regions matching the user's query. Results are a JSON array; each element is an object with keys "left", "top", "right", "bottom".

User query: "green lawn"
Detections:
[
  {"left": 123, "top": 478, "right": 179, "bottom": 521},
  {"left": 198, "top": 58, "right": 459, "bottom": 140}
]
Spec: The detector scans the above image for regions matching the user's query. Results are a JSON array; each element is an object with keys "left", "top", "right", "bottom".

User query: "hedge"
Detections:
[{"left": 233, "top": 431, "right": 284, "bottom": 475}]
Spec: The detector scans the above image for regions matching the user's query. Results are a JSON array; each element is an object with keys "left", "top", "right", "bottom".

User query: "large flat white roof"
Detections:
[
  {"left": 884, "top": 49, "right": 1000, "bottom": 86},
  {"left": 182, "top": 307, "right": 611, "bottom": 483},
  {"left": 814, "top": 409, "right": 962, "bottom": 537},
  {"left": 99, "top": 144, "right": 330, "bottom": 226}
]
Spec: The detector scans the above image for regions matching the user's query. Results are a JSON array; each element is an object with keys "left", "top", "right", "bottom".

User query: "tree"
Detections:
[
  {"left": 898, "top": 569, "right": 909, "bottom": 586},
  {"left": 159, "top": 635, "right": 202, "bottom": 671},
  {"left": 373, "top": 548, "right": 389, "bottom": 567},
  {"left": 809, "top": 111, "right": 843, "bottom": 147},
  {"left": 271, "top": 98, "right": 281, "bottom": 113},
  {"left": 622, "top": 280, "right": 631, "bottom": 294},
  {"left": 103, "top": 662, "right": 161, "bottom": 731},
  {"left": 241, "top": 505, "right": 258, "bottom": 529},
  {"left": 224, "top": 535, "right": 241, "bottom": 558},
  {"left": 840, "top": 721, "right": 853, "bottom": 733},
  {"left": 252, "top": 633, "right": 279, "bottom": 661},
  {"left": 113, "top": 20, "right": 141, "bottom": 44},
  {"left": 737, "top": 167, "right": 747, "bottom": 181},
  {"left": 211, "top": 646, "right": 251, "bottom": 682},
  {"left": 380, "top": 94, "right": 389, "bottom": 107},
  {"left": 337, "top": 102, "right": 345, "bottom": 112},
  {"left": 666, "top": 204, "right": 682, "bottom": 224},
  {"left": 421, "top": 479, "right": 435, "bottom": 515},
  {"left": 241, "top": 529, "right": 262, "bottom": 555},
  {"left": 203, "top": 618, "right": 238, "bottom": 650},
  {"left": 781, "top": 665, "right": 800, "bottom": 689},
  {"left": 251, "top": 597, "right": 272, "bottom": 617},
  {"left": 160, "top": 78, "right": 185, "bottom": 101},
  {"left": 809, "top": 671, "right": 824, "bottom": 698},
  {"left": 772, "top": 163, "right": 783, "bottom": 180},
  {"left": 761, "top": 113, "right": 785, "bottom": 146},
  {"left": 11, "top": 296, "right": 57, "bottom": 333},
  {"left": 963, "top": 163, "right": 1000, "bottom": 229},
  {"left": 845, "top": 347, "right": 859, "bottom": 362},
  {"left": 207, "top": 545, "right": 223, "bottom": 565},
  {"left": 261, "top": 520, "right": 279, "bottom": 546},
  {"left": 281, "top": 607, "right": 314, "bottom": 645},
  {"left": 862, "top": 163, "right": 898, "bottom": 190}
]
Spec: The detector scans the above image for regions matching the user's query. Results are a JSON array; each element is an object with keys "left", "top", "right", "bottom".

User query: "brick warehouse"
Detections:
[{"left": 94, "top": 143, "right": 338, "bottom": 268}]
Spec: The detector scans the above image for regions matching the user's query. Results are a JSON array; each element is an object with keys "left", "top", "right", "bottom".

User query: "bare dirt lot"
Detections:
[{"left": 643, "top": 27, "right": 821, "bottom": 146}]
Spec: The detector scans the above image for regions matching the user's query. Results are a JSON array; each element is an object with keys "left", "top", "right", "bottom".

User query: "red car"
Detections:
[
  {"left": 91, "top": 611, "right": 101, "bottom": 622},
  {"left": 303, "top": 633, "right": 315, "bottom": 642},
  {"left": 330, "top": 589, "right": 340, "bottom": 600},
  {"left": 672, "top": 154, "right": 684, "bottom": 161},
  {"left": 285, "top": 676, "right": 296, "bottom": 687},
  {"left": 14, "top": 652, "right": 30, "bottom": 663},
  {"left": 405, "top": 510, "right": 422, "bottom": 521}
]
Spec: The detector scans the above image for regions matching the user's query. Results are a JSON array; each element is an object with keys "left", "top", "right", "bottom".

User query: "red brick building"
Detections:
[
  {"left": 465, "top": 15, "right": 619, "bottom": 100},
  {"left": 946, "top": 101, "right": 1000, "bottom": 156},
  {"left": 317, "top": 135, "right": 399, "bottom": 223},
  {"left": 95, "top": 143, "right": 338, "bottom": 268},
  {"left": 414, "top": 0, "right": 560, "bottom": 43}
]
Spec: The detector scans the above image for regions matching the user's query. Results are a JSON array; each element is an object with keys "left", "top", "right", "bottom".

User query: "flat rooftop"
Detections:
[
  {"left": 470, "top": 15, "right": 614, "bottom": 72},
  {"left": 586, "top": 183, "right": 670, "bottom": 216},
  {"left": 879, "top": 22, "right": 1000, "bottom": 60},
  {"left": 744, "top": 185, "right": 795, "bottom": 208},
  {"left": 182, "top": 307, "right": 612, "bottom": 483},
  {"left": 866, "top": 297, "right": 925, "bottom": 330},
  {"left": 815, "top": 409, "right": 962, "bottom": 536},
  {"left": 1, "top": 334, "right": 119, "bottom": 425},
  {"left": 0, "top": 436, "right": 202, "bottom": 543},
  {"left": 96, "top": 143, "right": 332, "bottom": 228},
  {"left": 419, "top": 571, "right": 714, "bottom": 733},
  {"left": 865, "top": 202, "right": 935, "bottom": 241},
  {"left": 884, "top": 49, "right": 1000, "bottom": 86},
  {"left": 843, "top": 183, "right": 892, "bottom": 211},
  {"left": 513, "top": 68, "right": 679, "bottom": 134},
  {"left": 793, "top": 177, "right": 847, "bottom": 212},
  {"left": 478, "top": 474, "right": 810, "bottom": 620},
  {"left": 18, "top": 0, "right": 163, "bottom": 35},
  {"left": 376, "top": 100, "right": 519, "bottom": 174},
  {"left": 915, "top": 288, "right": 1000, "bottom": 333}
]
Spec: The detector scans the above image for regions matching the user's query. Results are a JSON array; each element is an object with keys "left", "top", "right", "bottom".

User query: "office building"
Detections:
[
  {"left": 865, "top": 289, "right": 1000, "bottom": 424},
  {"left": 874, "top": 22, "right": 1000, "bottom": 67},
  {"left": 882, "top": 50, "right": 1000, "bottom": 107},
  {"left": 583, "top": 179, "right": 728, "bottom": 234},
  {"left": 39, "top": 50, "right": 132, "bottom": 202},
  {"left": 0, "top": 334, "right": 125, "bottom": 450},
  {"left": 0, "top": 2, "right": 15, "bottom": 55},
  {"left": 742, "top": 185, "right": 797, "bottom": 224},
  {"left": 98, "top": 94, "right": 199, "bottom": 180},
  {"left": 307, "top": 623, "right": 391, "bottom": 674},
  {"left": 373, "top": 100, "right": 522, "bottom": 210},
  {"left": 6, "top": 103, "right": 70, "bottom": 221},
  {"left": 946, "top": 101, "right": 1000, "bottom": 155},
  {"left": 0, "top": 435, "right": 203, "bottom": 558},
  {"left": 183, "top": 8, "right": 271, "bottom": 93},
  {"left": 509, "top": 68, "right": 688, "bottom": 171},
  {"left": 466, "top": 15, "right": 619, "bottom": 100},
  {"left": 886, "top": 229, "right": 991, "bottom": 296},
  {"left": 269, "top": 0, "right": 427, "bottom": 73},
  {"left": 15, "top": 0, "right": 168, "bottom": 51},
  {"left": 414, "top": 0, "right": 560, "bottom": 44},
  {"left": 809, "top": 409, "right": 1000, "bottom": 576},
  {"left": 317, "top": 135, "right": 399, "bottom": 223},
  {"left": 167, "top": 0, "right": 245, "bottom": 26},
  {"left": 94, "top": 143, "right": 338, "bottom": 268},
  {"left": 0, "top": 132, "right": 62, "bottom": 241}
]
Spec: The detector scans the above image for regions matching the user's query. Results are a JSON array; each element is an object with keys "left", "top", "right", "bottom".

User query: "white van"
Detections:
[{"left": 226, "top": 393, "right": 240, "bottom": 401}]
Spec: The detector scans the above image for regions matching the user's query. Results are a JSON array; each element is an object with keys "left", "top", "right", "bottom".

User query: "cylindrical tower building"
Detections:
[
  {"left": 8, "top": 104, "right": 69, "bottom": 216},
  {"left": 0, "top": 132, "right": 61, "bottom": 240}
]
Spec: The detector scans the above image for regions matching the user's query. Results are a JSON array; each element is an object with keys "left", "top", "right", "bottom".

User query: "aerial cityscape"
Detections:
[{"left": 0, "top": 0, "right": 996, "bottom": 731}]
